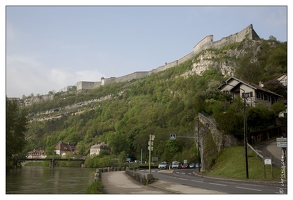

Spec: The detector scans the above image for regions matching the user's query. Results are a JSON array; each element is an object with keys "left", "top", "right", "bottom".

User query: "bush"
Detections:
[{"left": 86, "top": 181, "right": 106, "bottom": 194}]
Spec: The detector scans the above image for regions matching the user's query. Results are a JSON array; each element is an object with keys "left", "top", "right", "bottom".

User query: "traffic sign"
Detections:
[
  {"left": 152, "top": 157, "right": 158, "bottom": 162},
  {"left": 277, "top": 142, "right": 287, "bottom": 148},
  {"left": 277, "top": 138, "right": 287, "bottom": 142},
  {"left": 148, "top": 146, "right": 153, "bottom": 151},
  {"left": 148, "top": 141, "right": 153, "bottom": 146},
  {"left": 170, "top": 134, "right": 176, "bottom": 140},
  {"left": 150, "top": 134, "right": 155, "bottom": 141},
  {"left": 264, "top": 158, "right": 272, "bottom": 165}
]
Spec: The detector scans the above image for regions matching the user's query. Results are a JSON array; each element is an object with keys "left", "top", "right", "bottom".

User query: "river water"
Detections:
[{"left": 6, "top": 166, "right": 95, "bottom": 194}]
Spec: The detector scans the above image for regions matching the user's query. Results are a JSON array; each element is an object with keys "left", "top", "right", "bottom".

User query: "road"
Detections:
[{"left": 140, "top": 169, "right": 287, "bottom": 194}]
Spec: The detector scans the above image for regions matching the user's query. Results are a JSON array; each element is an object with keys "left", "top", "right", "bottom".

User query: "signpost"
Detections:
[
  {"left": 148, "top": 134, "right": 155, "bottom": 174},
  {"left": 276, "top": 137, "right": 287, "bottom": 179},
  {"left": 277, "top": 138, "right": 287, "bottom": 148},
  {"left": 263, "top": 157, "right": 273, "bottom": 178}
]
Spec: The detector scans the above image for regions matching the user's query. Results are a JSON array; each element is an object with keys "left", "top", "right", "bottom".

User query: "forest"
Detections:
[{"left": 9, "top": 36, "right": 287, "bottom": 169}]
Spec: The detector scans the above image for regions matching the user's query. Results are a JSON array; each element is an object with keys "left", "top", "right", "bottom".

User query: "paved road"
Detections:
[
  {"left": 101, "top": 140, "right": 287, "bottom": 194},
  {"left": 152, "top": 169, "right": 286, "bottom": 194}
]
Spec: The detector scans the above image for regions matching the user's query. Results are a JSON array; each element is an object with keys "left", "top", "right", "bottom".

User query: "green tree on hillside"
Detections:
[{"left": 6, "top": 98, "right": 28, "bottom": 169}]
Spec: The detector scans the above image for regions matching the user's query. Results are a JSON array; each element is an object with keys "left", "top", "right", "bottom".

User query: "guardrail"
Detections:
[{"left": 247, "top": 143, "right": 264, "bottom": 159}]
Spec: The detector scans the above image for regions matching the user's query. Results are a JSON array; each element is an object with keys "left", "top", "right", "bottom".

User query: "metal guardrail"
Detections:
[{"left": 247, "top": 143, "right": 264, "bottom": 159}]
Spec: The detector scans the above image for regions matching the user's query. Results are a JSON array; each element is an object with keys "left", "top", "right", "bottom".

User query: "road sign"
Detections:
[
  {"left": 150, "top": 134, "right": 155, "bottom": 141},
  {"left": 152, "top": 157, "right": 158, "bottom": 162},
  {"left": 148, "top": 141, "right": 153, "bottom": 146},
  {"left": 277, "top": 142, "right": 287, "bottom": 148},
  {"left": 277, "top": 138, "right": 287, "bottom": 142},
  {"left": 148, "top": 146, "right": 153, "bottom": 151},
  {"left": 264, "top": 158, "right": 272, "bottom": 165},
  {"left": 170, "top": 134, "right": 176, "bottom": 140}
]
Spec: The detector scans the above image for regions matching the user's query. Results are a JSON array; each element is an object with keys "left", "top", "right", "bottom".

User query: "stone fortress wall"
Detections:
[{"left": 77, "top": 24, "right": 259, "bottom": 92}]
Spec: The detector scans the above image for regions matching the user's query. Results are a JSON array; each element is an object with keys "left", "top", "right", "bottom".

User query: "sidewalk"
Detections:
[
  {"left": 101, "top": 171, "right": 225, "bottom": 194},
  {"left": 255, "top": 139, "right": 283, "bottom": 166}
]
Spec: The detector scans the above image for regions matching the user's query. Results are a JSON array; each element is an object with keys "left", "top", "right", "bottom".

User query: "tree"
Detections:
[{"left": 6, "top": 98, "right": 28, "bottom": 169}]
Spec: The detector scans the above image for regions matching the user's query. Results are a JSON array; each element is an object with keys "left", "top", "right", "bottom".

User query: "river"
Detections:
[{"left": 6, "top": 166, "right": 95, "bottom": 194}]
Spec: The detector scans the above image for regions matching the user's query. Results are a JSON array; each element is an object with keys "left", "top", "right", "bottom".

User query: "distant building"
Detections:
[
  {"left": 90, "top": 142, "right": 110, "bottom": 157},
  {"left": 26, "top": 149, "right": 46, "bottom": 159},
  {"left": 55, "top": 141, "right": 76, "bottom": 157}
]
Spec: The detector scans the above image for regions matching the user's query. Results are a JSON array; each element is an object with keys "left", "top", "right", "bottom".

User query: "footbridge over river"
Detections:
[{"left": 18, "top": 158, "right": 86, "bottom": 168}]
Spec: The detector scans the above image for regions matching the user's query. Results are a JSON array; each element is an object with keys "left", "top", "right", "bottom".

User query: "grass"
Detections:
[
  {"left": 206, "top": 146, "right": 281, "bottom": 180},
  {"left": 86, "top": 181, "right": 107, "bottom": 194}
]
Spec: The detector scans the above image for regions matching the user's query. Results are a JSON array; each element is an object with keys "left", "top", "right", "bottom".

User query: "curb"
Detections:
[{"left": 147, "top": 182, "right": 182, "bottom": 194}]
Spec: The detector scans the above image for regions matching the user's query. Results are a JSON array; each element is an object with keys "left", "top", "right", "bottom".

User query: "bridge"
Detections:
[{"left": 18, "top": 158, "right": 86, "bottom": 168}]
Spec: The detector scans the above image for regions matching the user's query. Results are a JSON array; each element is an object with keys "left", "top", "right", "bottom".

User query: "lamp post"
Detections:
[
  {"left": 196, "top": 117, "right": 201, "bottom": 172},
  {"left": 224, "top": 81, "right": 249, "bottom": 179}
]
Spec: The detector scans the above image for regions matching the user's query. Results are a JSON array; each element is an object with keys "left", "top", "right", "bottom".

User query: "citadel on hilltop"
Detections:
[{"left": 77, "top": 24, "right": 259, "bottom": 92}]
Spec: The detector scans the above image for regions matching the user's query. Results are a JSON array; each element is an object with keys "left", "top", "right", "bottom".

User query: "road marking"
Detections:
[
  {"left": 209, "top": 182, "right": 227, "bottom": 187},
  {"left": 192, "top": 180, "right": 204, "bottom": 183},
  {"left": 188, "top": 173, "right": 191, "bottom": 175},
  {"left": 235, "top": 186, "right": 262, "bottom": 192},
  {"left": 178, "top": 178, "right": 187, "bottom": 180},
  {"left": 240, "top": 183, "right": 265, "bottom": 187},
  {"left": 182, "top": 172, "right": 185, "bottom": 174}
]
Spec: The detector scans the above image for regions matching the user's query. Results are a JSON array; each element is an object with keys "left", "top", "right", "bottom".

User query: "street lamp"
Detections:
[
  {"left": 223, "top": 81, "right": 249, "bottom": 179},
  {"left": 195, "top": 117, "right": 201, "bottom": 172}
]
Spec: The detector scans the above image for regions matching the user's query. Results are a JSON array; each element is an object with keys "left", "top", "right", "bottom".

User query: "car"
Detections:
[
  {"left": 171, "top": 161, "right": 180, "bottom": 169},
  {"left": 158, "top": 162, "right": 168, "bottom": 170},
  {"left": 195, "top": 163, "right": 201, "bottom": 169},
  {"left": 189, "top": 163, "right": 196, "bottom": 168},
  {"left": 181, "top": 163, "right": 189, "bottom": 169}
]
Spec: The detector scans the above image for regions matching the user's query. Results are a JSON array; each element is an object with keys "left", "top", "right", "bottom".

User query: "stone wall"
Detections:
[
  {"left": 76, "top": 24, "right": 259, "bottom": 92},
  {"left": 114, "top": 71, "right": 150, "bottom": 83},
  {"left": 195, "top": 113, "right": 241, "bottom": 171},
  {"left": 77, "top": 81, "right": 101, "bottom": 92},
  {"left": 193, "top": 24, "right": 259, "bottom": 55}
]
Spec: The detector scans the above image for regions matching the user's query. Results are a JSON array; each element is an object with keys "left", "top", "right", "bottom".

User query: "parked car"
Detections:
[
  {"left": 189, "top": 163, "right": 196, "bottom": 168},
  {"left": 181, "top": 163, "right": 189, "bottom": 169},
  {"left": 171, "top": 161, "right": 180, "bottom": 169},
  {"left": 158, "top": 161, "right": 168, "bottom": 170},
  {"left": 195, "top": 163, "right": 201, "bottom": 168}
]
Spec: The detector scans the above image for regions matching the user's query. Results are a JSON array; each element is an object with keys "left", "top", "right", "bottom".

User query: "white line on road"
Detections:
[
  {"left": 178, "top": 178, "right": 187, "bottom": 180},
  {"left": 209, "top": 182, "right": 227, "bottom": 187},
  {"left": 235, "top": 186, "right": 262, "bottom": 192},
  {"left": 192, "top": 180, "right": 204, "bottom": 183}
]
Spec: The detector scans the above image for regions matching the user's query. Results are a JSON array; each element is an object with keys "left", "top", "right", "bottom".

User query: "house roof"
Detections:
[
  {"left": 219, "top": 76, "right": 283, "bottom": 98},
  {"left": 55, "top": 141, "right": 75, "bottom": 151}
]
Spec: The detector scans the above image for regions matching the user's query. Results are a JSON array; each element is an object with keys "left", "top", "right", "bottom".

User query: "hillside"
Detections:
[{"left": 19, "top": 35, "right": 287, "bottom": 170}]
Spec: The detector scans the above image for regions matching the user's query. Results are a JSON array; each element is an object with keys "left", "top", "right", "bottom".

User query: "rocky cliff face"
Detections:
[{"left": 182, "top": 39, "right": 262, "bottom": 78}]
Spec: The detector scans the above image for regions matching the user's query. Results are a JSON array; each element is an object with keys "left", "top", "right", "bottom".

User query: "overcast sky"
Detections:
[{"left": 4, "top": 1, "right": 289, "bottom": 98}]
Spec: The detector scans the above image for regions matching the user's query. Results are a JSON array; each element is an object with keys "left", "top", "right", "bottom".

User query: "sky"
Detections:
[{"left": 4, "top": 1, "right": 289, "bottom": 98}]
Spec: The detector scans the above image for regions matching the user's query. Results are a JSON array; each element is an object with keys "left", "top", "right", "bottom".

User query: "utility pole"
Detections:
[
  {"left": 197, "top": 118, "right": 201, "bottom": 172},
  {"left": 148, "top": 134, "right": 155, "bottom": 174}
]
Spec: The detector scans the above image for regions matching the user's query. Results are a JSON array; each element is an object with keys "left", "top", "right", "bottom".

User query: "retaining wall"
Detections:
[{"left": 92, "top": 167, "right": 153, "bottom": 185}]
